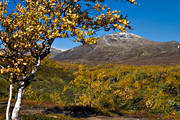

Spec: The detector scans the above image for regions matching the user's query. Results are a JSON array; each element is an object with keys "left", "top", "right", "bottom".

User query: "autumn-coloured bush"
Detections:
[
  {"left": 0, "top": 60, "right": 179, "bottom": 116},
  {"left": 62, "top": 64, "right": 180, "bottom": 115}
]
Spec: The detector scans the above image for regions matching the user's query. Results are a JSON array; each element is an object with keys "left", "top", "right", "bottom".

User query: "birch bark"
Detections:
[
  {"left": 11, "top": 58, "right": 41, "bottom": 120},
  {"left": 11, "top": 82, "right": 25, "bottom": 120},
  {"left": 6, "top": 84, "right": 13, "bottom": 120}
]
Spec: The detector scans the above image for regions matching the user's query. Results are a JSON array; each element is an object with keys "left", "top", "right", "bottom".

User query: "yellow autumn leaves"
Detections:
[
  {"left": 0, "top": 57, "right": 30, "bottom": 74},
  {"left": 0, "top": 0, "right": 136, "bottom": 83},
  {"left": 62, "top": 64, "right": 180, "bottom": 114},
  {"left": 128, "top": 0, "right": 137, "bottom": 5}
]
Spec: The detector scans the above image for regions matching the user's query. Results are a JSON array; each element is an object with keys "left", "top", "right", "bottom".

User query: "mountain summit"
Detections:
[{"left": 54, "top": 32, "right": 180, "bottom": 65}]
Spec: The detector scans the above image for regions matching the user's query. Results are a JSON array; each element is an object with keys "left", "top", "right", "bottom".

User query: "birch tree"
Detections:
[{"left": 0, "top": 0, "right": 137, "bottom": 119}]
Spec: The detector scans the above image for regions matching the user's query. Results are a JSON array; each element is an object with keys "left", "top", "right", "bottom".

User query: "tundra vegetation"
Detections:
[
  {"left": 0, "top": 60, "right": 180, "bottom": 119},
  {"left": 0, "top": 0, "right": 137, "bottom": 119}
]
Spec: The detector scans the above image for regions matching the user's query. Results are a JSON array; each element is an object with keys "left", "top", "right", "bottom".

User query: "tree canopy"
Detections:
[
  {"left": 0, "top": 0, "right": 137, "bottom": 119},
  {"left": 0, "top": 0, "right": 135, "bottom": 83}
]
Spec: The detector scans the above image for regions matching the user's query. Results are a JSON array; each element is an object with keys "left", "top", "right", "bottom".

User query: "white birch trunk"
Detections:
[
  {"left": 6, "top": 84, "right": 13, "bottom": 120},
  {"left": 11, "top": 58, "right": 41, "bottom": 120},
  {"left": 11, "top": 82, "right": 25, "bottom": 120}
]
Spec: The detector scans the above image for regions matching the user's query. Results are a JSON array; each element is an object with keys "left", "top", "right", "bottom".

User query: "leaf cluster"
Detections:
[{"left": 0, "top": 0, "right": 136, "bottom": 84}]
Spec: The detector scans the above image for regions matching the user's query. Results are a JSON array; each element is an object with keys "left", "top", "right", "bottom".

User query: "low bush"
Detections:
[{"left": 62, "top": 64, "right": 180, "bottom": 115}]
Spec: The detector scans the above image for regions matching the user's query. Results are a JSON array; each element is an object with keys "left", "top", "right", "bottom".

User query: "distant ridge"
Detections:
[
  {"left": 50, "top": 47, "right": 63, "bottom": 58},
  {"left": 53, "top": 32, "right": 180, "bottom": 65}
]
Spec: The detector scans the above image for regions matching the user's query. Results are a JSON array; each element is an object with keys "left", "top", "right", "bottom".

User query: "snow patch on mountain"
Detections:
[
  {"left": 51, "top": 47, "right": 68, "bottom": 52},
  {"left": 98, "top": 32, "right": 143, "bottom": 46},
  {"left": 108, "top": 32, "right": 143, "bottom": 39}
]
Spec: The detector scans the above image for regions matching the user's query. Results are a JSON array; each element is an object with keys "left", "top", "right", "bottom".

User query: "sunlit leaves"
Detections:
[
  {"left": 128, "top": 0, "right": 137, "bottom": 5},
  {"left": 63, "top": 64, "right": 180, "bottom": 114},
  {"left": 0, "top": 0, "right": 136, "bottom": 83}
]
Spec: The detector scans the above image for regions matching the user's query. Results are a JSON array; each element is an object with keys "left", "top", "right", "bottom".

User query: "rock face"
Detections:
[{"left": 54, "top": 32, "right": 180, "bottom": 65}]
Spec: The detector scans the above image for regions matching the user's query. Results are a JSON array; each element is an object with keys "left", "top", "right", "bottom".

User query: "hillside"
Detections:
[
  {"left": 0, "top": 60, "right": 179, "bottom": 119},
  {"left": 49, "top": 47, "right": 63, "bottom": 58},
  {"left": 54, "top": 32, "right": 180, "bottom": 65}
]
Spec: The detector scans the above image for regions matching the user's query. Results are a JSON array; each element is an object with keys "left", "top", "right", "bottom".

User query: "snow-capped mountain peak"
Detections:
[{"left": 108, "top": 32, "right": 143, "bottom": 39}]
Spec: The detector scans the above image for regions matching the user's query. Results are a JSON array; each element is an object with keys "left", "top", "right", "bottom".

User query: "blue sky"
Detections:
[{"left": 6, "top": 0, "right": 180, "bottom": 49}]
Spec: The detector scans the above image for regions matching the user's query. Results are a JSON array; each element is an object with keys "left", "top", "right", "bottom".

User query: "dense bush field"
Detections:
[
  {"left": 63, "top": 64, "right": 180, "bottom": 115},
  {"left": 0, "top": 60, "right": 179, "bottom": 118}
]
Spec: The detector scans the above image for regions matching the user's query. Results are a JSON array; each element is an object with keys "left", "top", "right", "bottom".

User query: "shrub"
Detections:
[{"left": 62, "top": 64, "right": 180, "bottom": 115}]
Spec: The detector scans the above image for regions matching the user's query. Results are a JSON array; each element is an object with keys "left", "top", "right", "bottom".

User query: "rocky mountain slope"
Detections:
[
  {"left": 49, "top": 47, "right": 63, "bottom": 58},
  {"left": 53, "top": 32, "right": 180, "bottom": 65}
]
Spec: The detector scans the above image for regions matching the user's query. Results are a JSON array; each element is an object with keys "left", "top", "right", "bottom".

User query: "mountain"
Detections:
[
  {"left": 53, "top": 32, "right": 180, "bottom": 65},
  {"left": 49, "top": 47, "right": 63, "bottom": 58}
]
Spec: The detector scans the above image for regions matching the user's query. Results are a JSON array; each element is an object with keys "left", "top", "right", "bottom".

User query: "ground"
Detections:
[{"left": 0, "top": 99, "right": 178, "bottom": 120}]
